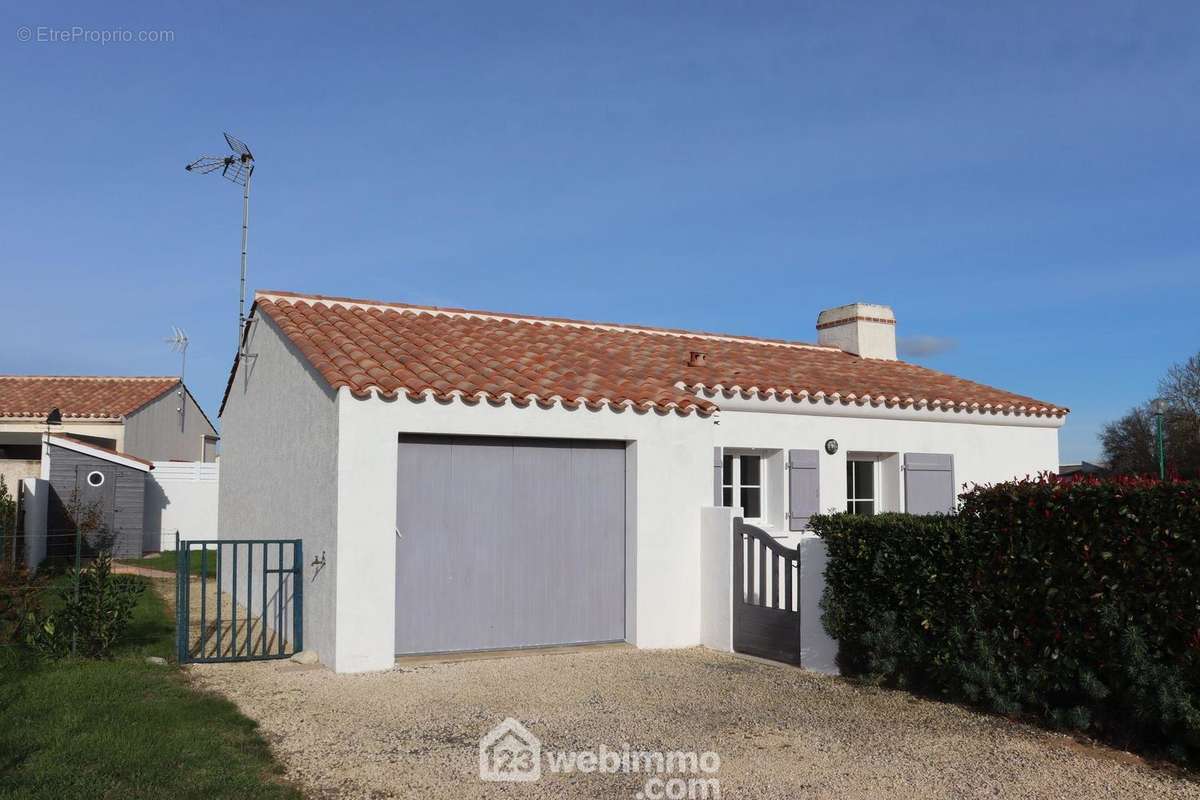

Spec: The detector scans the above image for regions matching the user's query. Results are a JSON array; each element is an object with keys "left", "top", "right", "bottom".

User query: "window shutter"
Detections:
[
  {"left": 787, "top": 449, "right": 819, "bottom": 531},
  {"left": 904, "top": 453, "right": 955, "bottom": 514},
  {"left": 713, "top": 447, "right": 723, "bottom": 506}
]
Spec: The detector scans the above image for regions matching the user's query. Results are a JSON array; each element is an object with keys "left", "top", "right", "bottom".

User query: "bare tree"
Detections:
[
  {"left": 1101, "top": 351, "right": 1200, "bottom": 479},
  {"left": 1161, "top": 353, "right": 1200, "bottom": 417},
  {"left": 1101, "top": 405, "right": 1158, "bottom": 476}
]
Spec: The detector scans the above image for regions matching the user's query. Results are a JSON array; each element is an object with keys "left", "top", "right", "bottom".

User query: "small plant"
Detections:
[
  {"left": 27, "top": 551, "right": 145, "bottom": 659},
  {"left": 0, "top": 562, "right": 47, "bottom": 645},
  {"left": 65, "top": 487, "right": 117, "bottom": 554},
  {"left": 0, "top": 474, "right": 15, "bottom": 550}
]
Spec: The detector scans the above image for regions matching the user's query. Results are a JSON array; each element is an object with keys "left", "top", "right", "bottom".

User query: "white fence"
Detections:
[
  {"left": 145, "top": 461, "right": 219, "bottom": 552},
  {"left": 21, "top": 478, "right": 49, "bottom": 572}
]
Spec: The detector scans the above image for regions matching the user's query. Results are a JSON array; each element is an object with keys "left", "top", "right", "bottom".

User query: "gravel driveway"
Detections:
[{"left": 190, "top": 647, "right": 1198, "bottom": 800}]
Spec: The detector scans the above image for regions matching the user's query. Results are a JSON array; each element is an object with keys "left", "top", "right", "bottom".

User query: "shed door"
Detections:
[
  {"left": 74, "top": 465, "right": 116, "bottom": 543},
  {"left": 395, "top": 435, "right": 626, "bottom": 655}
]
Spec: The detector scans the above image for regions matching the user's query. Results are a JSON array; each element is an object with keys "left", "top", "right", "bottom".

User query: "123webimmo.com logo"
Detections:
[{"left": 479, "top": 718, "right": 721, "bottom": 798}]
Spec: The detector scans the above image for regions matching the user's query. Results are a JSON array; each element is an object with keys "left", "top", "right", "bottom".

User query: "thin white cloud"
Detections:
[{"left": 898, "top": 335, "right": 958, "bottom": 358}]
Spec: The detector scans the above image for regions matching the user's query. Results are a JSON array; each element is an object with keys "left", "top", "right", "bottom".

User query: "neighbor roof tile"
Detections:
[{"left": 0, "top": 376, "right": 179, "bottom": 420}]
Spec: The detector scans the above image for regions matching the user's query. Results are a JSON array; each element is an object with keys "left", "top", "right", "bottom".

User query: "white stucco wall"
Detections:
[
  {"left": 1, "top": 460, "right": 40, "bottom": 494},
  {"left": 714, "top": 400, "right": 1061, "bottom": 530},
  {"left": 145, "top": 462, "right": 219, "bottom": 551},
  {"left": 218, "top": 315, "right": 340, "bottom": 666},
  {"left": 0, "top": 420, "right": 124, "bottom": 450},
  {"left": 333, "top": 391, "right": 714, "bottom": 673},
  {"left": 331, "top": 388, "right": 1059, "bottom": 673}
]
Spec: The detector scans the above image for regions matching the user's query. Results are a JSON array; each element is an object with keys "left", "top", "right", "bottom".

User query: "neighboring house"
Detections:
[
  {"left": 219, "top": 290, "right": 1068, "bottom": 672},
  {"left": 1058, "top": 461, "right": 1109, "bottom": 477},
  {"left": 0, "top": 375, "right": 219, "bottom": 489}
]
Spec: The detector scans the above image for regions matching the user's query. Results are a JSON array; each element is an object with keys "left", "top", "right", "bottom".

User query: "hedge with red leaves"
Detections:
[{"left": 814, "top": 475, "right": 1200, "bottom": 765}]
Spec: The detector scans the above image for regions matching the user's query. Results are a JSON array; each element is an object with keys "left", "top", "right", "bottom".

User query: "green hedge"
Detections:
[{"left": 814, "top": 475, "right": 1200, "bottom": 764}]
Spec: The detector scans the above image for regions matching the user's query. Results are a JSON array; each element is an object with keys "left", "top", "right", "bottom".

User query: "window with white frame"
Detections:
[
  {"left": 722, "top": 451, "right": 763, "bottom": 520},
  {"left": 846, "top": 459, "right": 876, "bottom": 516}
]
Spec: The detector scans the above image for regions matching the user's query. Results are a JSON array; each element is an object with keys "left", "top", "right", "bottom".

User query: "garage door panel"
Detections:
[
  {"left": 567, "top": 445, "right": 626, "bottom": 637},
  {"left": 394, "top": 439, "right": 454, "bottom": 645},
  {"left": 395, "top": 436, "right": 625, "bottom": 655}
]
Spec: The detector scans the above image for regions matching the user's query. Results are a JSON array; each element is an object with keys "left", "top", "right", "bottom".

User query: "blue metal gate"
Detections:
[{"left": 175, "top": 535, "right": 303, "bottom": 664}]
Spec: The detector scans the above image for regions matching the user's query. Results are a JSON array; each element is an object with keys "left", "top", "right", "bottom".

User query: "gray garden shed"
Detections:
[{"left": 43, "top": 434, "right": 152, "bottom": 560}]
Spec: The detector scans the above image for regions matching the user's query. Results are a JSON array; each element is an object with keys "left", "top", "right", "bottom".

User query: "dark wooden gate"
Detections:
[{"left": 732, "top": 518, "right": 800, "bottom": 664}]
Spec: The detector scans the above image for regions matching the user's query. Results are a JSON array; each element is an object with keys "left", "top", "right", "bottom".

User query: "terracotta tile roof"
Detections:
[
  {"left": 242, "top": 290, "right": 1067, "bottom": 419},
  {"left": 0, "top": 376, "right": 179, "bottom": 420}
]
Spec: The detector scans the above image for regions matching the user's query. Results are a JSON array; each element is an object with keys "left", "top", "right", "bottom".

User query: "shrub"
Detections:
[
  {"left": 26, "top": 552, "right": 146, "bottom": 659},
  {"left": 814, "top": 475, "right": 1200, "bottom": 764},
  {"left": 0, "top": 562, "right": 48, "bottom": 645}
]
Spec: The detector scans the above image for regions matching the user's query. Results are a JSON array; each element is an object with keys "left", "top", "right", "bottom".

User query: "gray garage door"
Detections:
[{"left": 395, "top": 435, "right": 626, "bottom": 655}]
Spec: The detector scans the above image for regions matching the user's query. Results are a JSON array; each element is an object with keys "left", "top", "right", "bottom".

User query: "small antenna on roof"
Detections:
[
  {"left": 185, "top": 132, "right": 256, "bottom": 355},
  {"left": 165, "top": 326, "right": 189, "bottom": 432}
]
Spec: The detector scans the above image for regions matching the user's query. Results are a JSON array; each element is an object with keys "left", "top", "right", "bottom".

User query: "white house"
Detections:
[{"left": 218, "top": 290, "right": 1066, "bottom": 673}]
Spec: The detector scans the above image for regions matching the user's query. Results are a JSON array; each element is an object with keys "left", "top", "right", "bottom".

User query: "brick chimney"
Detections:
[{"left": 816, "top": 303, "right": 897, "bottom": 360}]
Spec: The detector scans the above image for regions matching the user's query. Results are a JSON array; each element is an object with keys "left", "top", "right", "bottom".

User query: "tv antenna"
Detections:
[
  {"left": 165, "top": 326, "right": 189, "bottom": 380},
  {"left": 165, "top": 326, "right": 189, "bottom": 431},
  {"left": 185, "top": 132, "right": 255, "bottom": 352}
]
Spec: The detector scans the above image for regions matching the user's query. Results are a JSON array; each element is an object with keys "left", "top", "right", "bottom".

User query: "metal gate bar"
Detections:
[{"left": 175, "top": 535, "right": 303, "bottom": 664}]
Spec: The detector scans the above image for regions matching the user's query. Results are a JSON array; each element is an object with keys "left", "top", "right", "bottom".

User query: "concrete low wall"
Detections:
[
  {"left": 21, "top": 478, "right": 48, "bottom": 572},
  {"left": 700, "top": 506, "right": 735, "bottom": 652},
  {"left": 2, "top": 460, "right": 40, "bottom": 497},
  {"left": 145, "top": 462, "right": 219, "bottom": 551},
  {"left": 797, "top": 533, "right": 838, "bottom": 674},
  {"left": 698, "top": 508, "right": 839, "bottom": 674}
]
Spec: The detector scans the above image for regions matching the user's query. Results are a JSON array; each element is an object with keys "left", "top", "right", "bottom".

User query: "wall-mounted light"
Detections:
[{"left": 824, "top": 439, "right": 839, "bottom": 455}]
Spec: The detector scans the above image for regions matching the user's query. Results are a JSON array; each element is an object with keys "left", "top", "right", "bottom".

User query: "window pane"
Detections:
[
  {"left": 851, "top": 500, "right": 875, "bottom": 517},
  {"left": 851, "top": 460, "right": 874, "bottom": 501},
  {"left": 722, "top": 487, "right": 733, "bottom": 507},
  {"left": 722, "top": 455, "right": 734, "bottom": 487},
  {"left": 845, "top": 461, "right": 855, "bottom": 501},
  {"left": 741, "top": 487, "right": 762, "bottom": 518},
  {"left": 740, "top": 455, "right": 761, "bottom": 486}
]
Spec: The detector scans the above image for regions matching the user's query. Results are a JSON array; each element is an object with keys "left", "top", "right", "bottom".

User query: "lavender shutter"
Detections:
[
  {"left": 713, "top": 447, "right": 723, "bottom": 506},
  {"left": 787, "top": 449, "right": 819, "bottom": 531},
  {"left": 904, "top": 453, "right": 955, "bottom": 514}
]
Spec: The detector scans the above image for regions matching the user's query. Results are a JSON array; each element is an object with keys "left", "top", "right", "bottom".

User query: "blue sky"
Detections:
[{"left": 2, "top": 2, "right": 1197, "bottom": 461}]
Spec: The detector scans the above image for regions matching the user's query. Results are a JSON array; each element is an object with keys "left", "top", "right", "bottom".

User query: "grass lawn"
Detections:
[
  {"left": 118, "top": 549, "right": 219, "bottom": 574},
  {"left": 0, "top": 574, "right": 299, "bottom": 800}
]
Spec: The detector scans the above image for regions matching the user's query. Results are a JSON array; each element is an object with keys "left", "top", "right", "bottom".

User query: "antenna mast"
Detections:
[
  {"left": 185, "top": 132, "right": 256, "bottom": 353},
  {"left": 165, "top": 326, "right": 189, "bottom": 432}
]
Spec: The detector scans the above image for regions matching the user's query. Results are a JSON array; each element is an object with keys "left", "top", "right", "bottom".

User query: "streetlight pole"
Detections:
[{"left": 1152, "top": 398, "right": 1167, "bottom": 480}]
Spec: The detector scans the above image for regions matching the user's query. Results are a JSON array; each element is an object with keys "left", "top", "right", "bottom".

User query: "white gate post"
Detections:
[{"left": 700, "top": 506, "right": 735, "bottom": 652}]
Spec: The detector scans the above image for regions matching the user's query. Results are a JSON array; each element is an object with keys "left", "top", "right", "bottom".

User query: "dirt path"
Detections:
[{"left": 189, "top": 647, "right": 1200, "bottom": 800}]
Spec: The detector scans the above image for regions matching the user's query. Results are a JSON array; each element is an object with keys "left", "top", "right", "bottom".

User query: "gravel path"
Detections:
[{"left": 190, "top": 647, "right": 1199, "bottom": 800}]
